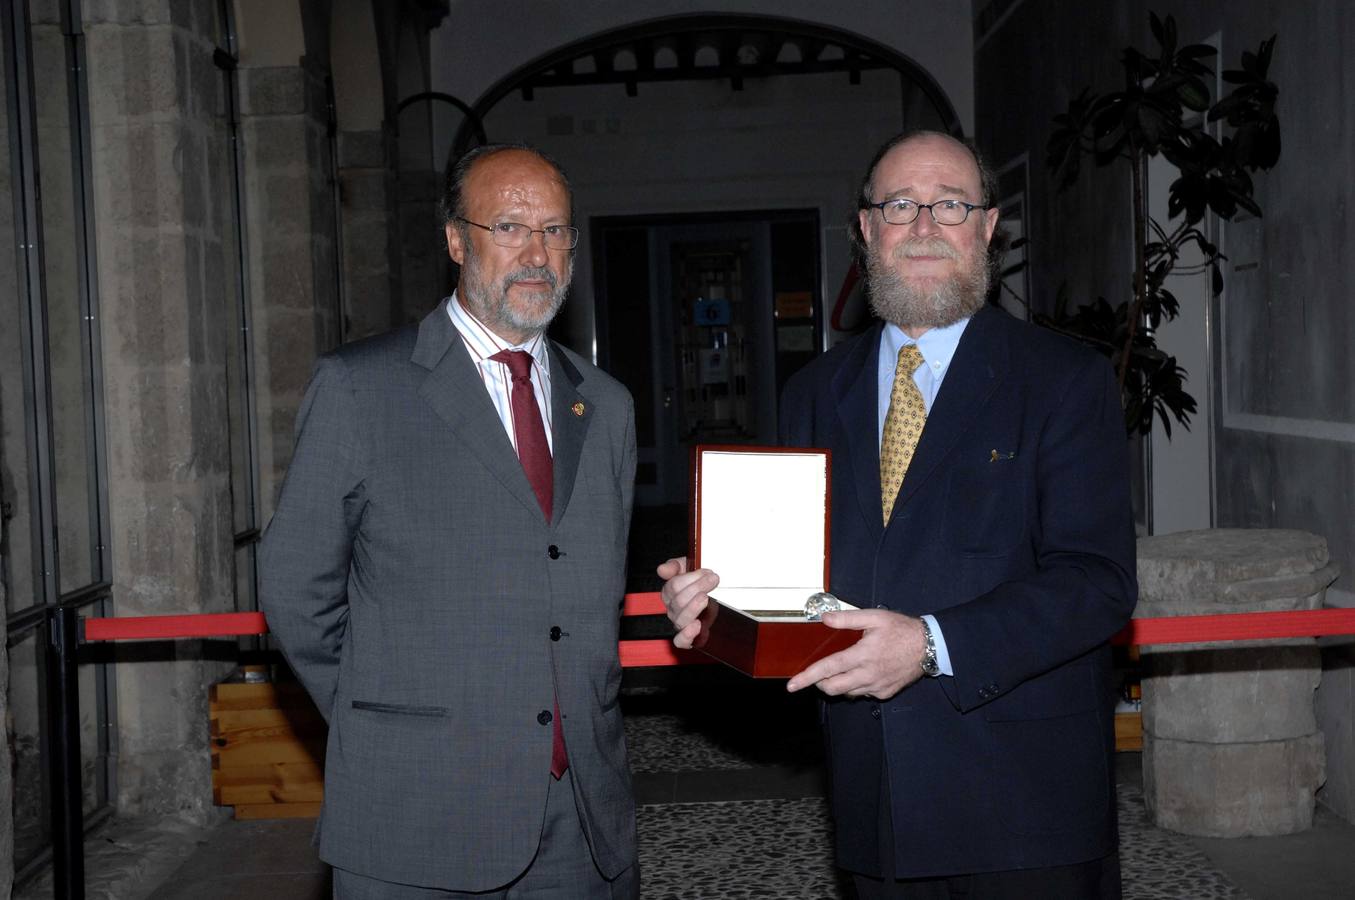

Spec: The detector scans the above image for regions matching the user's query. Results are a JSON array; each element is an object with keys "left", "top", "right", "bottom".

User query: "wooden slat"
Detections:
[
  {"left": 231, "top": 801, "right": 322, "bottom": 820},
  {"left": 211, "top": 707, "right": 325, "bottom": 737},
  {"left": 215, "top": 779, "right": 325, "bottom": 806},
  {"left": 211, "top": 732, "right": 325, "bottom": 767},
  {"left": 211, "top": 759, "right": 323, "bottom": 786},
  {"left": 1114, "top": 712, "right": 1143, "bottom": 752},
  {"left": 209, "top": 681, "right": 316, "bottom": 711}
]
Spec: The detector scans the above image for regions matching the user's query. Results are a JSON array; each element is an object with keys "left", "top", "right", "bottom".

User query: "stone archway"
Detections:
[{"left": 454, "top": 13, "right": 962, "bottom": 156}]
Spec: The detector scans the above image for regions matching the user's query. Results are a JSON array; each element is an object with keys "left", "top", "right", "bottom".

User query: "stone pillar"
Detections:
[
  {"left": 0, "top": 22, "right": 16, "bottom": 887},
  {"left": 238, "top": 63, "right": 341, "bottom": 515},
  {"left": 337, "top": 128, "right": 399, "bottom": 340},
  {"left": 0, "top": 510, "right": 11, "bottom": 899},
  {"left": 1316, "top": 638, "right": 1355, "bottom": 820},
  {"left": 83, "top": 1, "right": 237, "bottom": 820},
  {"left": 1138, "top": 528, "right": 1338, "bottom": 836},
  {"left": 396, "top": 166, "right": 446, "bottom": 326}
]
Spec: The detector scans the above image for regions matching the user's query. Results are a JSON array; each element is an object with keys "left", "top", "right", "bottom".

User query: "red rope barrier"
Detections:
[
  {"left": 79, "top": 601, "right": 1355, "bottom": 668},
  {"left": 83, "top": 611, "right": 268, "bottom": 642},
  {"left": 1112, "top": 608, "right": 1355, "bottom": 646}
]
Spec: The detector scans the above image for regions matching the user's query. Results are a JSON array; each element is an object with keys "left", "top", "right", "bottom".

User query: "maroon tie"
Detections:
[{"left": 490, "top": 349, "right": 567, "bottom": 778}]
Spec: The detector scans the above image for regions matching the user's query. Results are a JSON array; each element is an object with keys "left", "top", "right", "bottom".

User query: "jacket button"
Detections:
[
  {"left": 550, "top": 626, "right": 562, "bottom": 641},
  {"left": 537, "top": 709, "right": 552, "bottom": 725},
  {"left": 870, "top": 707, "right": 881, "bottom": 719},
  {"left": 548, "top": 545, "right": 560, "bottom": 559}
]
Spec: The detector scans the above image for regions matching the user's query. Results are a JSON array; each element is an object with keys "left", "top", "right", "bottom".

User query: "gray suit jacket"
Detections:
[{"left": 259, "top": 300, "right": 637, "bottom": 891}]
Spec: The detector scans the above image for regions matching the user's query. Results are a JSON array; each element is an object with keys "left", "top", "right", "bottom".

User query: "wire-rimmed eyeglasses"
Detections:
[
  {"left": 457, "top": 217, "right": 579, "bottom": 250},
  {"left": 863, "top": 198, "right": 989, "bottom": 227}
]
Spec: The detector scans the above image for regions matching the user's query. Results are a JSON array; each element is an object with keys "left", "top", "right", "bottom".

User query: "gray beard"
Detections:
[
  {"left": 866, "top": 240, "right": 990, "bottom": 331},
  {"left": 459, "top": 243, "right": 572, "bottom": 337}
]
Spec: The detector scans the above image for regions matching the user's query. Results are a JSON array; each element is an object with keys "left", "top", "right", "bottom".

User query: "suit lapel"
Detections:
[
  {"left": 547, "top": 343, "right": 590, "bottom": 526},
  {"left": 412, "top": 303, "right": 548, "bottom": 521},
  {"left": 833, "top": 323, "right": 886, "bottom": 538},
  {"left": 891, "top": 307, "right": 1010, "bottom": 514}
]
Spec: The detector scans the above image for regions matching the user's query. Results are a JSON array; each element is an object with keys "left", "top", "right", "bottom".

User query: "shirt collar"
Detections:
[
  {"left": 880, "top": 316, "right": 971, "bottom": 377},
  {"left": 447, "top": 292, "right": 549, "bottom": 371}
]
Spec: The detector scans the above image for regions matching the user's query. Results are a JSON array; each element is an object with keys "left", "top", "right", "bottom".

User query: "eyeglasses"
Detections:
[
  {"left": 457, "top": 217, "right": 579, "bottom": 250},
  {"left": 863, "top": 198, "right": 988, "bottom": 227}
]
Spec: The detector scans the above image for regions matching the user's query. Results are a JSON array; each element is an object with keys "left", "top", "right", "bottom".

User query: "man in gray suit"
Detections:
[{"left": 261, "top": 144, "right": 639, "bottom": 898}]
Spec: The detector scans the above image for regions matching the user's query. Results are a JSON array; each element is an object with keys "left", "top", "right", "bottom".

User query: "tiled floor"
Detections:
[{"left": 18, "top": 679, "right": 1355, "bottom": 899}]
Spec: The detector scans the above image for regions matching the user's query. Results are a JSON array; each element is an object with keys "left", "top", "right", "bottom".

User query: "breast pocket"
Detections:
[{"left": 943, "top": 446, "right": 1026, "bottom": 557}]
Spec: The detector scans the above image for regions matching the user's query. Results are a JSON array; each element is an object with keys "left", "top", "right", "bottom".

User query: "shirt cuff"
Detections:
[{"left": 922, "top": 614, "right": 953, "bottom": 677}]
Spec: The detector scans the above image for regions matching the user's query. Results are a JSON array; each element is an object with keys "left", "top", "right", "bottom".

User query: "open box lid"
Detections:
[{"left": 690, "top": 445, "right": 848, "bottom": 618}]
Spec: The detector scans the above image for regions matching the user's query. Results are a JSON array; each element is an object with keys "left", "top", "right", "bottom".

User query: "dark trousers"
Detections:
[
  {"left": 852, "top": 855, "right": 1121, "bottom": 900},
  {"left": 852, "top": 754, "right": 1121, "bottom": 900}
]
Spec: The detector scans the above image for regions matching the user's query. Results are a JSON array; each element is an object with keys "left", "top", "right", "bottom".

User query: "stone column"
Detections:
[
  {"left": 0, "top": 509, "right": 11, "bottom": 898},
  {"left": 238, "top": 63, "right": 341, "bottom": 515},
  {"left": 396, "top": 166, "right": 446, "bottom": 326},
  {"left": 83, "top": 0, "right": 237, "bottom": 820},
  {"left": 1138, "top": 528, "right": 1337, "bottom": 836},
  {"left": 337, "top": 128, "right": 399, "bottom": 340}
]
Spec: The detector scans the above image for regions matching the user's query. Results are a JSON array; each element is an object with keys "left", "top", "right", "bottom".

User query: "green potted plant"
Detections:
[{"left": 1041, "top": 12, "right": 1280, "bottom": 436}]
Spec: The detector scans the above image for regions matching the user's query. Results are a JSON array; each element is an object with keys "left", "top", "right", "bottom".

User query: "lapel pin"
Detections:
[
  {"left": 572, "top": 401, "right": 585, "bottom": 417},
  {"left": 990, "top": 449, "right": 1016, "bottom": 462}
]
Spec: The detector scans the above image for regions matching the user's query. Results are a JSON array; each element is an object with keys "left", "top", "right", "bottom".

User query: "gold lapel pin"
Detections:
[{"left": 572, "top": 401, "right": 585, "bottom": 417}]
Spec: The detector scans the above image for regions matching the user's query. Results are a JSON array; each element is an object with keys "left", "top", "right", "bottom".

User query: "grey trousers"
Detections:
[{"left": 332, "top": 770, "right": 638, "bottom": 899}]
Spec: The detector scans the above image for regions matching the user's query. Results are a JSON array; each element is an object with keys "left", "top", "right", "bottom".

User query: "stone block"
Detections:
[
  {"left": 1316, "top": 644, "right": 1355, "bottom": 819},
  {"left": 239, "top": 67, "right": 306, "bottom": 117},
  {"left": 340, "top": 168, "right": 391, "bottom": 210},
  {"left": 258, "top": 172, "right": 314, "bottom": 233},
  {"left": 256, "top": 236, "right": 316, "bottom": 310},
  {"left": 242, "top": 115, "right": 307, "bottom": 171},
  {"left": 339, "top": 129, "right": 387, "bottom": 168},
  {"left": 1142, "top": 730, "right": 1326, "bottom": 837},
  {"left": 1142, "top": 642, "right": 1320, "bottom": 742},
  {"left": 84, "top": 23, "right": 183, "bottom": 120},
  {"left": 1137, "top": 529, "right": 1332, "bottom": 610},
  {"left": 92, "top": 121, "right": 191, "bottom": 229},
  {"left": 79, "top": 0, "right": 176, "bottom": 26}
]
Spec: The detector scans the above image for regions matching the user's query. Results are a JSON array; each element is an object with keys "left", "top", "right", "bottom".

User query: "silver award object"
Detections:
[{"left": 803, "top": 591, "right": 841, "bottom": 621}]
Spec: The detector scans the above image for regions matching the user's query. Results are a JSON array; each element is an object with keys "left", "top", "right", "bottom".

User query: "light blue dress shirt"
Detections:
[{"left": 877, "top": 318, "right": 972, "bottom": 677}]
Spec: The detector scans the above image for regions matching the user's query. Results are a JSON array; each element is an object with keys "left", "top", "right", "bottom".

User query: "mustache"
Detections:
[
  {"left": 894, "top": 238, "right": 962, "bottom": 260},
  {"left": 503, "top": 266, "right": 558, "bottom": 289}
]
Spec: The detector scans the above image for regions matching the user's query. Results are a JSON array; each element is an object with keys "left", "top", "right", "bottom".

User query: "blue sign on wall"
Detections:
[{"left": 693, "top": 297, "right": 731, "bottom": 326}]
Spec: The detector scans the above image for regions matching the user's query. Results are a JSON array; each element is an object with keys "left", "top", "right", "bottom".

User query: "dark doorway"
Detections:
[{"left": 594, "top": 210, "right": 821, "bottom": 507}]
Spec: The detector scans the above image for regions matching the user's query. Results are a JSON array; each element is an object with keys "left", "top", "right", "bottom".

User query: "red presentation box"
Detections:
[{"left": 688, "top": 445, "right": 860, "bottom": 678}]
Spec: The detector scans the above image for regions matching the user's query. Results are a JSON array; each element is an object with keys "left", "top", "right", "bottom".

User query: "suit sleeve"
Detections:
[
  {"left": 258, "top": 355, "right": 367, "bottom": 722},
  {"left": 934, "top": 354, "right": 1137, "bottom": 712}
]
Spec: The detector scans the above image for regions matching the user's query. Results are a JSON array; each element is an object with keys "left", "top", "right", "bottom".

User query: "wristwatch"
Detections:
[{"left": 920, "top": 618, "right": 940, "bottom": 677}]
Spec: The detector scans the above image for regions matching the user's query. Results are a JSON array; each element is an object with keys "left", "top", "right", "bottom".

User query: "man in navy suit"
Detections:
[{"left": 660, "top": 131, "right": 1137, "bottom": 898}]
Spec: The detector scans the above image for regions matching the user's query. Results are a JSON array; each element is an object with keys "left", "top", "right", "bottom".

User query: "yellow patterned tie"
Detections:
[{"left": 880, "top": 344, "right": 927, "bottom": 523}]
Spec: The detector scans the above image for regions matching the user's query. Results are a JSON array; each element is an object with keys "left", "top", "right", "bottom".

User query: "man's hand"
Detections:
[
  {"left": 786, "top": 609, "right": 928, "bottom": 700},
  {"left": 657, "top": 557, "right": 718, "bottom": 650}
]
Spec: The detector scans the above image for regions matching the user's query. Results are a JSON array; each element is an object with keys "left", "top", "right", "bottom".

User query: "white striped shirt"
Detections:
[{"left": 447, "top": 293, "right": 554, "bottom": 455}]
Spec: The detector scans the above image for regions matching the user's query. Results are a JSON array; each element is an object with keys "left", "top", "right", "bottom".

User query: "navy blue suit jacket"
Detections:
[{"left": 780, "top": 305, "right": 1137, "bottom": 878}]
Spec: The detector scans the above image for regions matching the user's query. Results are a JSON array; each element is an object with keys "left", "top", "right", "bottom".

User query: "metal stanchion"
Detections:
[{"left": 45, "top": 605, "right": 85, "bottom": 900}]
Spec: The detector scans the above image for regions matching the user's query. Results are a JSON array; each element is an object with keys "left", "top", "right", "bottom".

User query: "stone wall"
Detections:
[
  {"left": 238, "top": 61, "right": 342, "bottom": 515},
  {"left": 83, "top": 0, "right": 237, "bottom": 820},
  {"left": 0, "top": 11, "right": 16, "bottom": 887},
  {"left": 337, "top": 128, "right": 399, "bottom": 339}
]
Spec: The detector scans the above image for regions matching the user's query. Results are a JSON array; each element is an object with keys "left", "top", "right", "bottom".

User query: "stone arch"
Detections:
[{"left": 452, "top": 13, "right": 962, "bottom": 156}]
